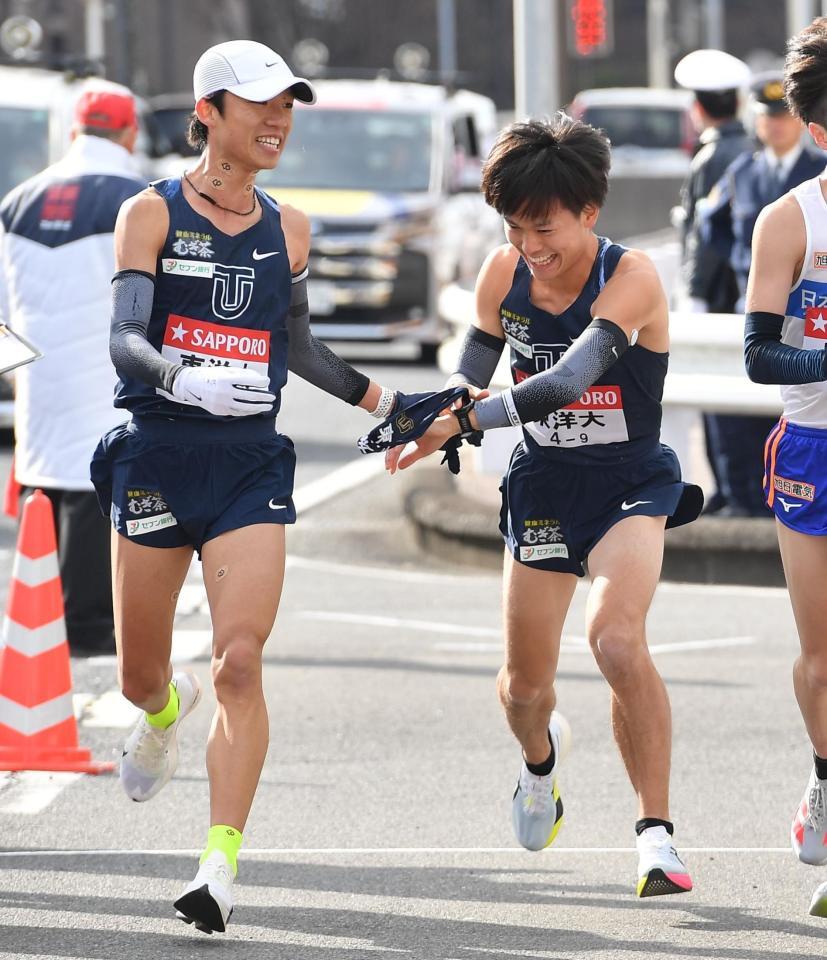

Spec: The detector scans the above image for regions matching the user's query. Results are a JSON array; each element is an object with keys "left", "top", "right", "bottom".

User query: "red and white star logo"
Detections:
[{"left": 170, "top": 321, "right": 187, "bottom": 342}]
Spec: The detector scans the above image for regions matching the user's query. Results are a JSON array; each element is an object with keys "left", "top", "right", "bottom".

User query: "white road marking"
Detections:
[
  {"left": 0, "top": 772, "right": 82, "bottom": 815},
  {"left": 79, "top": 689, "right": 138, "bottom": 729},
  {"left": 293, "top": 456, "right": 386, "bottom": 515},
  {"left": 0, "top": 845, "right": 792, "bottom": 857},
  {"left": 297, "top": 613, "right": 755, "bottom": 657}
]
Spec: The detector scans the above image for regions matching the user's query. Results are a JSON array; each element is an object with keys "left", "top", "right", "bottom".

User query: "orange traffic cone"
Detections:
[{"left": 0, "top": 490, "right": 114, "bottom": 773}]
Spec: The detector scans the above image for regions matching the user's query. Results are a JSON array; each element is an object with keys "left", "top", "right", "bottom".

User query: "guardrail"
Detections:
[{"left": 436, "top": 281, "right": 781, "bottom": 476}]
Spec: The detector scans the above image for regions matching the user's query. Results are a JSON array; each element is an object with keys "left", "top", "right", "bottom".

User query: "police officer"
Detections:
[
  {"left": 704, "top": 72, "right": 826, "bottom": 308},
  {"left": 674, "top": 50, "right": 752, "bottom": 514},
  {"left": 699, "top": 73, "right": 825, "bottom": 517},
  {"left": 675, "top": 49, "right": 752, "bottom": 313}
]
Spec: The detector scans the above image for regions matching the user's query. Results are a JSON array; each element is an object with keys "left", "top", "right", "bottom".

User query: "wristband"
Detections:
[{"left": 369, "top": 386, "right": 396, "bottom": 419}]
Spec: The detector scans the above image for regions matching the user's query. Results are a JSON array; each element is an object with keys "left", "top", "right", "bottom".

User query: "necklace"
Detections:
[{"left": 184, "top": 172, "right": 257, "bottom": 216}]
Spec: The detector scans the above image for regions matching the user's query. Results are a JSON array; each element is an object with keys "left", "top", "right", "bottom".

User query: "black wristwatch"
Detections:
[{"left": 452, "top": 398, "right": 483, "bottom": 446}]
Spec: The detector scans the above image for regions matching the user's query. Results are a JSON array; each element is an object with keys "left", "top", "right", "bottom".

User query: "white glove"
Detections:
[{"left": 171, "top": 365, "right": 275, "bottom": 417}]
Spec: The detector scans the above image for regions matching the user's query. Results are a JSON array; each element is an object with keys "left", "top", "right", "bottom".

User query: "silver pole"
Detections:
[
  {"left": 788, "top": 0, "right": 815, "bottom": 34},
  {"left": 437, "top": 0, "right": 457, "bottom": 86},
  {"left": 704, "top": 0, "right": 725, "bottom": 49},
  {"left": 84, "top": 0, "right": 105, "bottom": 64},
  {"left": 647, "top": 0, "right": 670, "bottom": 88},
  {"left": 513, "top": 0, "right": 560, "bottom": 119}
]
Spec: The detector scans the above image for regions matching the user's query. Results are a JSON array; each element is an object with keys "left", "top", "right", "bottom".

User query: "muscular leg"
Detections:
[
  {"left": 201, "top": 523, "right": 285, "bottom": 832},
  {"left": 112, "top": 531, "right": 193, "bottom": 713},
  {"left": 498, "top": 549, "right": 577, "bottom": 764},
  {"left": 776, "top": 521, "right": 827, "bottom": 756},
  {"left": 586, "top": 515, "right": 670, "bottom": 820}
]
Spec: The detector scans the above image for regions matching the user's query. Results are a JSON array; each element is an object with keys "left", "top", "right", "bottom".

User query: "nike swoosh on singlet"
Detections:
[
  {"left": 621, "top": 499, "right": 653, "bottom": 511},
  {"left": 252, "top": 249, "right": 279, "bottom": 260}
]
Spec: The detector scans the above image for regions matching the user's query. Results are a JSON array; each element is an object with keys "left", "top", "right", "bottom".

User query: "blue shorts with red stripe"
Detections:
[
  {"left": 90, "top": 415, "right": 296, "bottom": 555},
  {"left": 763, "top": 419, "right": 827, "bottom": 534}
]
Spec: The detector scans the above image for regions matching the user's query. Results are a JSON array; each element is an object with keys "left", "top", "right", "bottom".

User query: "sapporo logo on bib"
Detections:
[
  {"left": 156, "top": 313, "right": 270, "bottom": 399},
  {"left": 515, "top": 369, "right": 628, "bottom": 447}
]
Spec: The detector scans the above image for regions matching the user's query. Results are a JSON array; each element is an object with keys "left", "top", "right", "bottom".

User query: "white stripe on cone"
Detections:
[
  {"left": 0, "top": 692, "right": 74, "bottom": 736},
  {"left": 1, "top": 617, "right": 66, "bottom": 657},
  {"left": 11, "top": 551, "right": 60, "bottom": 589}
]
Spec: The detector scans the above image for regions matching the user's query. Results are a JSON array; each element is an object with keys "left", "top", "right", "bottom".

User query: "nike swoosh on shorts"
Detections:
[
  {"left": 621, "top": 499, "right": 653, "bottom": 511},
  {"left": 268, "top": 499, "right": 287, "bottom": 510}
]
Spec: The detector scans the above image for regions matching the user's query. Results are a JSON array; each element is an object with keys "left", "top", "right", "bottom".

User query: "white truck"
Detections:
[{"left": 152, "top": 77, "right": 503, "bottom": 361}]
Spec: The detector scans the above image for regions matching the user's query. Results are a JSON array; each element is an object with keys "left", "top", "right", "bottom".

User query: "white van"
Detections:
[{"left": 152, "top": 77, "right": 502, "bottom": 361}]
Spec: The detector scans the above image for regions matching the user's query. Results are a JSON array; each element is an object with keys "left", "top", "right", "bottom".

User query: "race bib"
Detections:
[
  {"left": 157, "top": 313, "right": 270, "bottom": 399},
  {"left": 524, "top": 383, "right": 629, "bottom": 447}
]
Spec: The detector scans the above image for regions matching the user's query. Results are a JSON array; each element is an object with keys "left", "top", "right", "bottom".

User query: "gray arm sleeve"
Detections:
[
  {"left": 474, "top": 318, "right": 630, "bottom": 430},
  {"left": 110, "top": 270, "right": 180, "bottom": 393},
  {"left": 445, "top": 326, "right": 505, "bottom": 389},
  {"left": 287, "top": 272, "right": 370, "bottom": 405}
]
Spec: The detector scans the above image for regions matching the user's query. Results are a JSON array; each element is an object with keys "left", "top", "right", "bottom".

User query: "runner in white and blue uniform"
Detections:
[
  {"left": 745, "top": 17, "right": 827, "bottom": 919},
  {"left": 91, "top": 40, "right": 406, "bottom": 935},
  {"left": 388, "top": 115, "right": 703, "bottom": 898}
]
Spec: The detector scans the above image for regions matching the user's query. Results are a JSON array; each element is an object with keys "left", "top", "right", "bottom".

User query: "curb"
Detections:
[{"left": 403, "top": 467, "right": 784, "bottom": 587}]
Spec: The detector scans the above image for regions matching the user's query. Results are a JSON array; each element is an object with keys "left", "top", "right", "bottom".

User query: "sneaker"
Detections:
[
  {"left": 636, "top": 826, "right": 693, "bottom": 898},
  {"left": 174, "top": 850, "right": 235, "bottom": 934},
  {"left": 511, "top": 711, "right": 571, "bottom": 851},
  {"left": 809, "top": 880, "right": 827, "bottom": 918},
  {"left": 792, "top": 767, "right": 827, "bottom": 865},
  {"left": 120, "top": 671, "right": 202, "bottom": 802}
]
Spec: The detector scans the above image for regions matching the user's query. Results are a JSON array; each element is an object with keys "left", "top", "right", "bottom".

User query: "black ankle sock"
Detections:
[
  {"left": 635, "top": 817, "right": 674, "bottom": 836},
  {"left": 814, "top": 752, "right": 827, "bottom": 780},
  {"left": 525, "top": 732, "right": 556, "bottom": 777}
]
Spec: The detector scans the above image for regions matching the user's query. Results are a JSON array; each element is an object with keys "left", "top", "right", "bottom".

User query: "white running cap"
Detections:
[
  {"left": 193, "top": 40, "right": 316, "bottom": 105},
  {"left": 673, "top": 49, "right": 751, "bottom": 93}
]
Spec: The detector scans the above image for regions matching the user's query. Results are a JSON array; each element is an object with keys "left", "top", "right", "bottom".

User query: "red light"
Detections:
[{"left": 570, "top": 0, "right": 608, "bottom": 57}]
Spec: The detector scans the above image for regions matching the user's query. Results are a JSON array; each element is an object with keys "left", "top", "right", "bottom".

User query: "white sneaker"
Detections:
[
  {"left": 174, "top": 850, "right": 235, "bottom": 934},
  {"left": 120, "top": 671, "right": 202, "bottom": 802},
  {"left": 636, "top": 826, "right": 693, "bottom": 897},
  {"left": 511, "top": 711, "right": 571, "bottom": 851},
  {"left": 792, "top": 767, "right": 827, "bottom": 865},
  {"left": 809, "top": 880, "right": 827, "bottom": 918}
]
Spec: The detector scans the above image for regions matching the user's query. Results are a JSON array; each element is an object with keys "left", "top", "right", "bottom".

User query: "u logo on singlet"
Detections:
[{"left": 212, "top": 265, "right": 255, "bottom": 320}]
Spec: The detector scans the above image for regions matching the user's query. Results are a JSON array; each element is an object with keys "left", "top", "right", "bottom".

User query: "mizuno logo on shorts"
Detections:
[
  {"left": 778, "top": 497, "right": 804, "bottom": 513},
  {"left": 621, "top": 499, "right": 653, "bottom": 510}
]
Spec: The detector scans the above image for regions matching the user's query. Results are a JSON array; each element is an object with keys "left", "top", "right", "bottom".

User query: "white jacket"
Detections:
[{"left": 0, "top": 135, "right": 144, "bottom": 490}]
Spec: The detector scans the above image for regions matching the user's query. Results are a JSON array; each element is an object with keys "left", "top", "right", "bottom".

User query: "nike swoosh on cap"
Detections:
[
  {"left": 252, "top": 249, "right": 279, "bottom": 260},
  {"left": 620, "top": 499, "right": 653, "bottom": 510}
]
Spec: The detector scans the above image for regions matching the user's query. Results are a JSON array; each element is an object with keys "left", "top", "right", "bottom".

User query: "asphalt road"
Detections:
[{"left": 0, "top": 360, "right": 825, "bottom": 959}]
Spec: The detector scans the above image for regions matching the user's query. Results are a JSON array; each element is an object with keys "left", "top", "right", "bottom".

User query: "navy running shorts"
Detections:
[
  {"left": 763, "top": 419, "right": 827, "bottom": 534},
  {"left": 499, "top": 441, "right": 703, "bottom": 576},
  {"left": 91, "top": 415, "right": 296, "bottom": 555}
]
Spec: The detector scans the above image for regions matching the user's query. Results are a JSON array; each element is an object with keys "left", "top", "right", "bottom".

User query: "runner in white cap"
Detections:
[{"left": 94, "top": 39, "right": 409, "bottom": 935}]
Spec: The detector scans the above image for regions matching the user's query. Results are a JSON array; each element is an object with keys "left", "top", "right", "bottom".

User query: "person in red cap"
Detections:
[{"left": 0, "top": 82, "right": 144, "bottom": 656}]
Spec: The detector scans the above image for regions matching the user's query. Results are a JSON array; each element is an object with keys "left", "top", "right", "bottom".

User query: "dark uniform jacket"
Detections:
[
  {"left": 702, "top": 146, "right": 826, "bottom": 300},
  {"left": 680, "top": 119, "right": 750, "bottom": 311}
]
